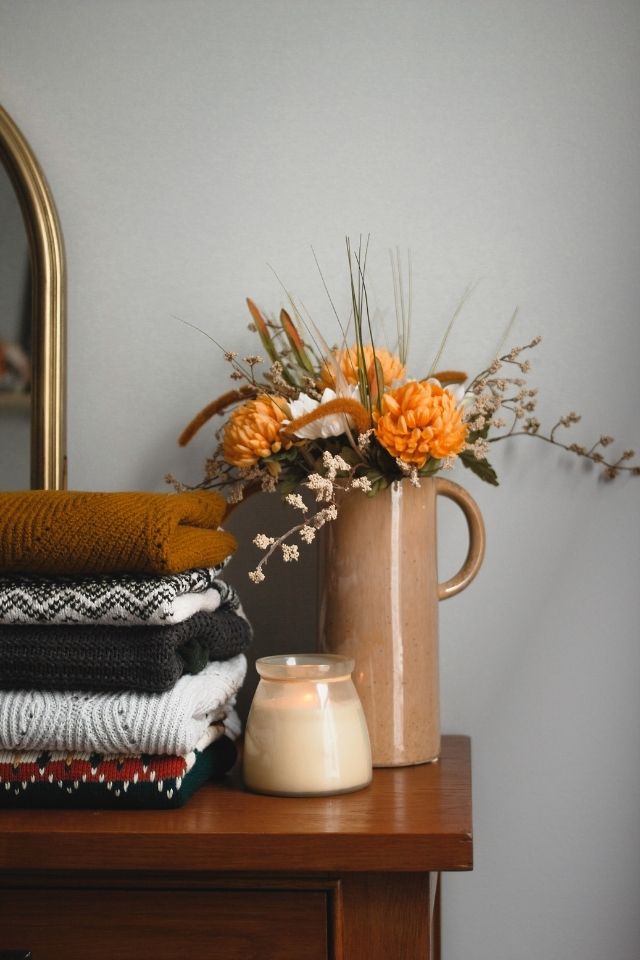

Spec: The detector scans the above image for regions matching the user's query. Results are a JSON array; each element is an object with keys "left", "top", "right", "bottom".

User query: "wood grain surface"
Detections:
[
  {"left": 0, "top": 737, "right": 472, "bottom": 959},
  {"left": 0, "top": 735, "right": 472, "bottom": 875},
  {"left": 0, "top": 887, "right": 329, "bottom": 960}
]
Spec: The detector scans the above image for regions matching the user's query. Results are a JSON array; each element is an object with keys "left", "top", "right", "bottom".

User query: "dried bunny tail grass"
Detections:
[
  {"left": 178, "top": 386, "right": 257, "bottom": 446},
  {"left": 430, "top": 370, "right": 468, "bottom": 386},
  {"left": 281, "top": 398, "right": 372, "bottom": 438}
]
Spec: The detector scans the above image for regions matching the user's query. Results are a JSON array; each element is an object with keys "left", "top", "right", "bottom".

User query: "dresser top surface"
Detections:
[{"left": 0, "top": 735, "right": 472, "bottom": 873}]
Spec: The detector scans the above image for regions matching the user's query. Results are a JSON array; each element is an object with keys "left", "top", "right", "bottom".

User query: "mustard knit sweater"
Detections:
[{"left": 0, "top": 490, "right": 237, "bottom": 576}]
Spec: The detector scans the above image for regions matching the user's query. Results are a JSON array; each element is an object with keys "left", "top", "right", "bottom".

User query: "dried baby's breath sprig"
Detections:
[
  {"left": 351, "top": 476, "right": 372, "bottom": 492},
  {"left": 285, "top": 493, "right": 308, "bottom": 512},
  {"left": 300, "top": 376, "right": 323, "bottom": 400},
  {"left": 322, "top": 450, "right": 351, "bottom": 479},
  {"left": 554, "top": 412, "right": 582, "bottom": 434},
  {"left": 357, "top": 428, "right": 374, "bottom": 453},
  {"left": 394, "top": 458, "right": 414, "bottom": 477},
  {"left": 260, "top": 473, "right": 278, "bottom": 493},
  {"left": 253, "top": 534, "right": 275, "bottom": 549},
  {"left": 466, "top": 438, "right": 490, "bottom": 461},
  {"left": 461, "top": 334, "right": 638, "bottom": 482},
  {"left": 227, "top": 482, "right": 247, "bottom": 505},
  {"left": 221, "top": 345, "right": 262, "bottom": 385},
  {"left": 306, "top": 473, "right": 335, "bottom": 502},
  {"left": 264, "top": 361, "right": 299, "bottom": 399},
  {"left": 281, "top": 543, "right": 300, "bottom": 562},
  {"left": 391, "top": 458, "right": 421, "bottom": 485},
  {"left": 246, "top": 462, "right": 374, "bottom": 582},
  {"left": 319, "top": 503, "right": 339, "bottom": 521},
  {"left": 164, "top": 473, "right": 187, "bottom": 492},
  {"left": 490, "top": 407, "right": 640, "bottom": 479}
]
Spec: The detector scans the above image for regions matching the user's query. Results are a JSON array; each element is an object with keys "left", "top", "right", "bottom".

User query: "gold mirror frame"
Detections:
[{"left": 0, "top": 104, "right": 66, "bottom": 489}]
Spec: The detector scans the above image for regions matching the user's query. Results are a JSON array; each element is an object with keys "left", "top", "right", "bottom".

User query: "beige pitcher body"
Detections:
[{"left": 318, "top": 477, "right": 485, "bottom": 766}]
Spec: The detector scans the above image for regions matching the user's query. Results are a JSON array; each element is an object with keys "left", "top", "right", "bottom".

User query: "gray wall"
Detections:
[{"left": 1, "top": 2, "right": 639, "bottom": 958}]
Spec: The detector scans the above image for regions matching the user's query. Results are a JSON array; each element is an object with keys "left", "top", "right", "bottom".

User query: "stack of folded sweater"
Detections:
[{"left": 0, "top": 490, "right": 251, "bottom": 809}]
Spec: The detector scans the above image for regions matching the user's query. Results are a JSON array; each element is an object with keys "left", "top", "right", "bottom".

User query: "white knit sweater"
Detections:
[{"left": 0, "top": 654, "right": 246, "bottom": 755}]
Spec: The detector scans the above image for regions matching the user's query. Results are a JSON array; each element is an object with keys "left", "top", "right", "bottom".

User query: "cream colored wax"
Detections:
[{"left": 243, "top": 682, "right": 372, "bottom": 796}]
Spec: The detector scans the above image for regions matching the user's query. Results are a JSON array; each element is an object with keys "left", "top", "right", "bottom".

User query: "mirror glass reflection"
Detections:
[{"left": 0, "top": 160, "right": 31, "bottom": 489}]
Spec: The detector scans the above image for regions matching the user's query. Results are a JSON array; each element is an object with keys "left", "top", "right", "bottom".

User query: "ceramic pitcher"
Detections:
[{"left": 318, "top": 477, "right": 485, "bottom": 766}]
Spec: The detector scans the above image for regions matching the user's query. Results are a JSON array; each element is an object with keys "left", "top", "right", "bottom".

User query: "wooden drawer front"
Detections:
[{"left": 0, "top": 887, "right": 328, "bottom": 960}]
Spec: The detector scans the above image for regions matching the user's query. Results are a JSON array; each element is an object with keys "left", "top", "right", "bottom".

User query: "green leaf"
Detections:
[
  {"left": 369, "top": 354, "right": 384, "bottom": 410},
  {"left": 466, "top": 422, "right": 491, "bottom": 443},
  {"left": 278, "top": 475, "right": 302, "bottom": 496},
  {"left": 365, "top": 473, "right": 391, "bottom": 497},
  {"left": 279, "top": 448, "right": 302, "bottom": 463},
  {"left": 459, "top": 451, "right": 499, "bottom": 486},
  {"left": 418, "top": 458, "right": 442, "bottom": 477},
  {"left": 339, "top": 446, "right": 361, "bottom": 466}
]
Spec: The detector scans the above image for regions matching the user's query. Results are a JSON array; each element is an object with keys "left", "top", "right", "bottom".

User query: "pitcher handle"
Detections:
[{"left": 436, "top": 478, "right": 486, "bottom": 600}]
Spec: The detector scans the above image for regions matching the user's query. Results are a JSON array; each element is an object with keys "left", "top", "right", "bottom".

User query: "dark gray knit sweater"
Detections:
[{"left": 0, "top": 606, "right": 252, "bottom": 693}]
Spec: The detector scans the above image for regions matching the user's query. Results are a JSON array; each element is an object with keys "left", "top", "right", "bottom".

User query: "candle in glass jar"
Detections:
[{"left": 243, "top": 654, "right": 372, "bottom": 797}]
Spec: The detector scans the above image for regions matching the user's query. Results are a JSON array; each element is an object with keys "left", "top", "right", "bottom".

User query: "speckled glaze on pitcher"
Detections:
[{"left": 318, "top": 477, "right": 485, "bottom": 767}]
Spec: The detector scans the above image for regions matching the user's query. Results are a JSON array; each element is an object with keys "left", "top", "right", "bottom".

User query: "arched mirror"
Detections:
[{"left": 0, "top": 104, "right": 66, "bottom": 490}]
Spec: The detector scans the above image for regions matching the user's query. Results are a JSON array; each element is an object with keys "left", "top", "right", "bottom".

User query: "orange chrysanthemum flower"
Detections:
[
  {"left": 223, "top": 396, "right": 291, "bottom": 468},
  {"left": 374, "top": 380, "right": 468, "bottom": 466},
  {"left": 320, "top": 345, "right": 405, "bottom": 389}
]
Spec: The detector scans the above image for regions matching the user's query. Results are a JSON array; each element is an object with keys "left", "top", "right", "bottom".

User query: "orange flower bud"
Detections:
[
  {"left": 223, "top": 396, "right": 291, "bottom": 468},
  {"left": 320, "top": 345, "right": 405, "bottom": 389},
  {"left": 374, "top": 380, "right": 467, "bottom": 466}
]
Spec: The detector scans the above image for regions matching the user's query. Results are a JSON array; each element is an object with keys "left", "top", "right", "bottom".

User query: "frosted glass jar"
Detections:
[{"left": 243, "top": 654, "right": 372, "bottom": 797}]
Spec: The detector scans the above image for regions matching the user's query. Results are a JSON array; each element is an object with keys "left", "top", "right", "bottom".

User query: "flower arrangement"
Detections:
[{"left": 172, "top": 240, "right": 639, "bottom": 582}]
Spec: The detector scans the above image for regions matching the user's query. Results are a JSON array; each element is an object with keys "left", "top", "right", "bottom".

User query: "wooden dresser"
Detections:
[{"left": 0, "top": 735, "right": 472, "bottom": 960}]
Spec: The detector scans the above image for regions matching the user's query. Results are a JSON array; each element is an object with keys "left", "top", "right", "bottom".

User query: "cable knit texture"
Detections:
[
  {"left": 0, "top": 605, "right": 253, "bottom": 692},
  {"left": 0, "top": 654, "right": 247, "bottom": 755},
  {"left": 0, "top": 567, "right": 233, "bottom": 625},
  {"left": 0, "top": 490, "right": 237, "bottom": 575}
]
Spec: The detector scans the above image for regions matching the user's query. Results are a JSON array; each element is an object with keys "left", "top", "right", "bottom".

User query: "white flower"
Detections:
[
  {"left": 286, "top": 386, "right": 359, "bottom": 440},
  {"left": 427, "top": 377, "right": 467, "bottom": 406}
]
